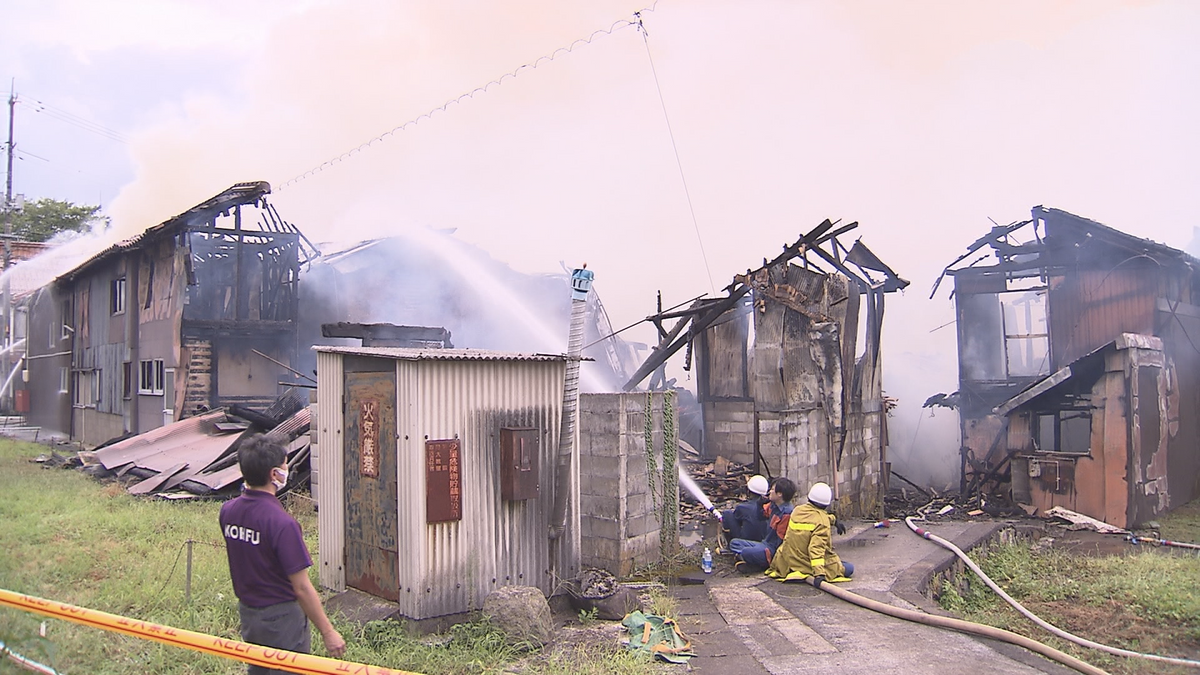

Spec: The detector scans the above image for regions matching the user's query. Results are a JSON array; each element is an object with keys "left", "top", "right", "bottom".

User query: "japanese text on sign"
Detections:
[
  {"left": 425, "top": 439, "right": 461, "bottom": 522},
  {"left": 360, "top": 400, "right": 379, "bottom": 478}
]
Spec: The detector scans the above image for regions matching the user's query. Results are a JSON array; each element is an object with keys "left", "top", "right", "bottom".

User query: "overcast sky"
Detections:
[{"left": 4, "top": 0, "right": 1198, "bottom": 485}]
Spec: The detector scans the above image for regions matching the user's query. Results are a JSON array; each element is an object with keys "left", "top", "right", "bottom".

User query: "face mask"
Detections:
[{"left": 272, "top": 467, "right": 288, "bottom": 490}]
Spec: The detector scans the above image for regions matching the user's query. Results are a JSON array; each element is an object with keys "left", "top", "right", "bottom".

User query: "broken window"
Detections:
[
  {"left": 958, "top": 293, "right": 1005, "bottom": 380},
  {"left": 60, "top": 298, "right": 72, "bottom": 340},
  {"left": 72, "top": 371, "right": 100, "bottom": 407},
  {"left": 958, "top": 289, "right": 1050, "bottom": 381},
  {"left": 1033, "top": 410, "right": 1091, "bottom": 454},
  {"left": 1002, "top": 291, "right": 1049, "bottom": 377}
]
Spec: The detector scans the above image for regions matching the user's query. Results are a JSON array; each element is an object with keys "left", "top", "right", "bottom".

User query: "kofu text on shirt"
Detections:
[{"left": 224, "top": 523, "right": 261, "bottom": 545}]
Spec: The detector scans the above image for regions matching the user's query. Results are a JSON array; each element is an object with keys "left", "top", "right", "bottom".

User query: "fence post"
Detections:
[{"left": 185, "top": 539, "right": 193, "bottom": 604}]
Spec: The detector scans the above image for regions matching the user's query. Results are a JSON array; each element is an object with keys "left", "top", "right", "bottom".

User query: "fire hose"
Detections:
[
  {"left": 905, "top": 516, "right": 1200, "bottom": 670},
  {"left": 0, "top": 588, "right": 422, "bottom": 675},
  {"left": 805, "top": 577, "right": 1109, "bottom": 675},
  {"left": 1, "top": 639, "right": 60, "bottom": 675}
]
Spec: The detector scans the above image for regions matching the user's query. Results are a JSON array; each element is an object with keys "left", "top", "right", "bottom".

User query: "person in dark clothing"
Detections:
[
  {"left": 728, "top": 477, "right": 797, "bottom": 571},
  {"left": 721, "top": 474, "right": 771, "bottom": 543},
  {"left": 220, "top": 435, "right": 345, "bottom": 673}
]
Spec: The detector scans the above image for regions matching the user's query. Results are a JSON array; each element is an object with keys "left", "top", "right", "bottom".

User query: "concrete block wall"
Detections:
[
  {"left": 701, "top": 400, "right": 755, "bottom": 464},
  {"left": 833, "top": 410, "right": 884, "bottom": 518},
  {"left": 578, "top": 392, "right": 678, "bottom": 577}
]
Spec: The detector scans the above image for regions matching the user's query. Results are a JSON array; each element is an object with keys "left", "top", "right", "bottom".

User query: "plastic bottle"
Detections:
[{"left": 702, "top": 548, "right": 713, "bottom": 574}]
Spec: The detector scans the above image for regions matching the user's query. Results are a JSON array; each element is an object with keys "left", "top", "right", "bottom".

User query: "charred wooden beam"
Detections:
[
  {"left": 321, "top": 322, "right": 453, "bottom": 348},
  {"left": 624, "top": 287, "right": 751, "bottom": 390}
]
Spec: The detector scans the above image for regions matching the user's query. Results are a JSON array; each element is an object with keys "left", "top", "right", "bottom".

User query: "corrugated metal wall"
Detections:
[
  {"left": 316, "top": 352, "right": 570, "bottom": 621},
  {"left": 315, "top": 351, "right": 346, "bottom": 593},
  {"left": 402, "top": 359, "right": 566, "bottom": 620}
]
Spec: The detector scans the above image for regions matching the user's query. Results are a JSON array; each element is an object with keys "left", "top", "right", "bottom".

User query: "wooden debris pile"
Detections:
[
  {"left": 883, "top": 484, "right": 1026, "bottom": 521},
  {"left": 678, "top": 455, "right": 759, "bottom": 526}
]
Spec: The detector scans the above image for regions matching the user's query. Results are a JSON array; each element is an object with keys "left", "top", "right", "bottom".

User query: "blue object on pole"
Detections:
[{"left": 571, "top": 267, "right": 594, "bottom": 301}]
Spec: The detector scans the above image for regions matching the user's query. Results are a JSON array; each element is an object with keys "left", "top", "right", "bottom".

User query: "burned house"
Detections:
[
  {"left": 24, "top": 182, "right": 311, "bottom": 445},
  {"left": 938, "top": 207, "right": 1200, "bottom": 528},
  {"left": 627, "top": 220, "right": 908, "bottom": 517}
]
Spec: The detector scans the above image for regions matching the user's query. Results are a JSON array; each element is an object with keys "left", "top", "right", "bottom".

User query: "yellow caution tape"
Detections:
[{"left": 0, "top": 588, "right": 421, "bottom": 675}]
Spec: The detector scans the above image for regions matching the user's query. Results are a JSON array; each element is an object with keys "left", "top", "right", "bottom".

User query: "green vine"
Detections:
[
  {"left": 659, "top": 390, "right": 678, "bottom": 556},
  {"left": 644, "top": 392, "right": 659, "bottom": 513}
]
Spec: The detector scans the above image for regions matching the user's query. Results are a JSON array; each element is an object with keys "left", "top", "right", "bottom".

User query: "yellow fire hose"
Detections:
[{"left": 0, "top": 588, "right": 421, "bottom": 675}]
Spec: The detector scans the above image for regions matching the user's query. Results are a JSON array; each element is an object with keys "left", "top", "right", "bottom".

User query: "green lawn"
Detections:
[
  {"left": 0, "top": 438, "right": 659, "bottom": 674},
  {"left": 939, "top": 515, "right": 1200, "bottom": 675}
]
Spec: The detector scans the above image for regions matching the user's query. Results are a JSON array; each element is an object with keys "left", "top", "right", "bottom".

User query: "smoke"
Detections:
[
  {"left": 9, "top": 0, "right": 1200, "bottom": 487},
  {"left": 297, "top": 227, "right": 626, "bottom": 392}
]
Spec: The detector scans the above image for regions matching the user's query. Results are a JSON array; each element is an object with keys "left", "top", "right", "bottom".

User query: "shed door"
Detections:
[{"left": 344, "top": 369, "right": 399, "bottom": 601}]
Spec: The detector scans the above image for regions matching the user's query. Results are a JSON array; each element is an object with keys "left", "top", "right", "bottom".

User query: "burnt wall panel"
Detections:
[
  {"left": 214, "top": 338, "right": 287, "bottom": 404},
  {"left": 701, "top": 309, "right": 749, "bottom": 399},
  {"left": 1160, "top": 310, "right": 1200, "bottom": 511},
  {"left": 1048, "top": 268, "right": 1156, "bottom": 368},
  {"left": 1131, "top": 364, "right": 1167, "bottom": 527},
  {"left": 750, "top": 286, "right": 787, "bottom": 410}
]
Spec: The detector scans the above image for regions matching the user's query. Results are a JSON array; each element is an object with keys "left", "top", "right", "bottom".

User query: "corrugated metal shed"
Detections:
[
  {"left": 314, "top": 347, "right": 573, "bottom": 620},
  {"left": 314, "top": 346, "right": 568, "bottom": 362}
]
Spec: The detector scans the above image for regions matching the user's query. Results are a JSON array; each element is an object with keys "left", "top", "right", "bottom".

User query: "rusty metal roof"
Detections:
[
  {"left": 56, "top": 181, "right": 272, "bottom": 283},
  {"left": 312, "top": 346, "right": 570, "bottom": 362},
  {"left": 93, "top": 410, "right": 231, "bottom": 470}
]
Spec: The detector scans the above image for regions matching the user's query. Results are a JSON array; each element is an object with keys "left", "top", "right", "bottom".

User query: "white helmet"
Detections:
[
  {"left": 747, "top": 475, "right": 769, "bottom": 496},
  {"left": 808, "top": 482, "right": 833, "bottom": 507}
]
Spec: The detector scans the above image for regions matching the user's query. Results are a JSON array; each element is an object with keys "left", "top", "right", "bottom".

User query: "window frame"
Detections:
[
  {"left": 138, "top": 358, "right": 165, "bottom": 396},
  {"left": 111, "top": 277, "right": 127, "bottom": 315}
]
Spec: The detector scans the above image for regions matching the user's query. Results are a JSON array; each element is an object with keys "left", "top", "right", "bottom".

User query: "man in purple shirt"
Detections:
[{"left": 220, "top": 434, "right": 345, "bottom": 672}]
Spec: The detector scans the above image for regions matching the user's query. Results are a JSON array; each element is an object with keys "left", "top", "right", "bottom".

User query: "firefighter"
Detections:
[
  {"left": 767, "top": 482, "right": 854, "bottom": 585},
  {"left": 720, "top": 474, "right": 771, "bottom": 542}
]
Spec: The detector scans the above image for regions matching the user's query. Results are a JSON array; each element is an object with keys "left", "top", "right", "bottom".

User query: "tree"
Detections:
[{"left": 7, "top": 198, "right": 109, "bottom": 242}]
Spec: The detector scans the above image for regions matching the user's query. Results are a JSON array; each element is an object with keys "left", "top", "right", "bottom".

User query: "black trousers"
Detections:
[{"left": 238, "top": 600, "right": 311, "bottom": 675}]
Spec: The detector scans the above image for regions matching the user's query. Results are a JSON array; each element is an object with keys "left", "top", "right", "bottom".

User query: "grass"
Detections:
[
  {"left": 1160, "top": 499, "right": 1200, "bottom": 545},
  {"left": 0, "top": 438, "right": 663, "bottom": 674},
  {"left": 938, "top": 520, "right": 1200, "bottom": 675}
]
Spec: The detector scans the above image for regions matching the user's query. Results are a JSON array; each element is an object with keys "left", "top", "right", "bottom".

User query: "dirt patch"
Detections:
[
  {"left": 1041, "top": 529, "right": 1136, "bottom": 556},
  {"left": 1022, "top": 599, "right": 1200, "bottom": 674}
]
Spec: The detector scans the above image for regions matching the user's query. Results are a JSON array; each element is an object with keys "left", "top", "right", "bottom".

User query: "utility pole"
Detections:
[{"left": 3, "top": 82, "right": 15, "bottom": 413}]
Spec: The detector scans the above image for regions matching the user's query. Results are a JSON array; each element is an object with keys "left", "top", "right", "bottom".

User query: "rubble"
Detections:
[{"left": 83, "top": 393, "right": 312, "bottom": 498}]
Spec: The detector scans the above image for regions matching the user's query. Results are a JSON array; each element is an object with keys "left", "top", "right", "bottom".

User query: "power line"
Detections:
[
  {"left": 17, "top": 96, "right": 129, "bottom": 144},
  {"left": 276, "top": 2, "right": 661, "bottom": 191},
  {"left": 635, "top": 13, "right": 716, "bottom": 294},
  {"left": 21, "top": 95, "right": 130, "bottom": 140}
]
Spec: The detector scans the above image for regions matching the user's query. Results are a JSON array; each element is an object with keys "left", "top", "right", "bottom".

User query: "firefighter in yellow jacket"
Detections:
[{"left": 767, "top": 482, "right": 855, "bottom": 585}]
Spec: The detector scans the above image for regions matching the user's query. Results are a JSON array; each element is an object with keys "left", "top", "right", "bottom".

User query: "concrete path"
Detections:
[{"left": 673, "top": 520, "right": 1080, "bottom": 675}]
